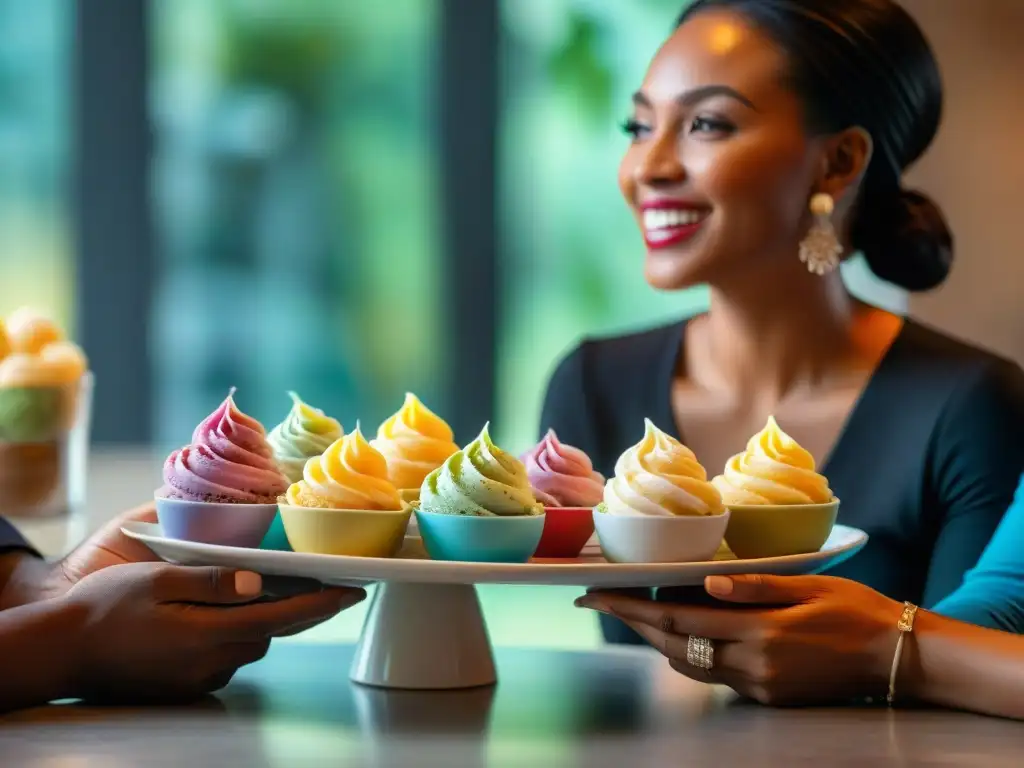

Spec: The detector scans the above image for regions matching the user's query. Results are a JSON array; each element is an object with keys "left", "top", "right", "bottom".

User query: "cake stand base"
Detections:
[{"left": 350, "top": 582, "right": 497, "bottom": 690}]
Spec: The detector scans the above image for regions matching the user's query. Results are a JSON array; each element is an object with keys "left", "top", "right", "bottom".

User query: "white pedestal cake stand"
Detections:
[{"left": 122, "top": 522, "right": 868, "bottom": 690}]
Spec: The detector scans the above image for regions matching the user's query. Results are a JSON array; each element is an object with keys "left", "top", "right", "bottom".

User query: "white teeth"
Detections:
[{"left": 643, "top": 208, "right": 706, "bottom": 231}]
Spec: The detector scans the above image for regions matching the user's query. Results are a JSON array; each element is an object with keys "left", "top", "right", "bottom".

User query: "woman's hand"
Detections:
[
  {"left": 60, "top": 561, "right": 365, "bottom": 703},
  {"left": 4, "top": 503, "right": 180, "bottom": 607},
  {"left": 576, "top": 574, "right": 905, "bottom": 705}
]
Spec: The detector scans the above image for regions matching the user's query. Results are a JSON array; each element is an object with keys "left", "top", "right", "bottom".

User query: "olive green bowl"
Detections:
[{"left": 723, "top": 498, "right": 840, "bottom": 560}]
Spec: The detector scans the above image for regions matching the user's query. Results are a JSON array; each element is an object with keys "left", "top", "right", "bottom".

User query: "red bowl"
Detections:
[{"left": 533, "top": 507, "right": 596, "bottom": 558}]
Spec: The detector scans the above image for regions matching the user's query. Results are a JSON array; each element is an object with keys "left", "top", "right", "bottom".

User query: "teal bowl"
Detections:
[
  {"left": 415, "top": 508, "right": 545, "bottom": 563},
  {"left": 259, "top": 510, "right": 293, "bottom": 552}
]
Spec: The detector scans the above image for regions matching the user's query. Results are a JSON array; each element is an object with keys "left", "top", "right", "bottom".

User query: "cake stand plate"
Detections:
[{"left": 123, "top": 521, "right": 867, "bottom": 690}]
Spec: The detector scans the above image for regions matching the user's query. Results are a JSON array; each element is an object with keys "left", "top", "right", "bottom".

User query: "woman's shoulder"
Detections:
[
  {"left": 892, "top": 319, "right": 1024, "bottom": 405},
  {"left": 898, "top": 319, "right": 1020, "bottom": 369},
  {"left": 892, "top": 317, "right": 1024, "bottom": 438}
]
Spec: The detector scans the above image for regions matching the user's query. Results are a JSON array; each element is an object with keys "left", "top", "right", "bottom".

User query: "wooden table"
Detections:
[{"left": 2, "top": 643, "right": 1022, "bottom": 767}]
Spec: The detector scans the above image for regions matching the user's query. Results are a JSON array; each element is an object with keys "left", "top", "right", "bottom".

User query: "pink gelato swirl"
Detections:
[
  {"left": 157, "top": 389, "right": 289, "bottom": 504},
  {"left": 520, "top": 429, "right": 605, "bottom": 508}
]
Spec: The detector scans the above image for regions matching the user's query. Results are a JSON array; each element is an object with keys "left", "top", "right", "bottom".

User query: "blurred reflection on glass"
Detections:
[
  {"left": 0, "top": 0, "right": 72, "bottom": 325},
  {"left": 151, "top": 1, "right": 442, "bottom": 452}
]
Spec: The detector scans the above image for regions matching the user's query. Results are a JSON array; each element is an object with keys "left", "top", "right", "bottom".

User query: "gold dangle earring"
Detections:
[{"left": 798, "top": 193, "right": 843, "bottom": 275}]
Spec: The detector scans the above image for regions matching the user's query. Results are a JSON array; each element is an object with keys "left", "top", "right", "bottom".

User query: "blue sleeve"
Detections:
[
  {"left": 0, "top": 516, "right": 31, "bottom": 553},
  {"left": 933, "top": 473, "right": 1024, "bottom": 633}
]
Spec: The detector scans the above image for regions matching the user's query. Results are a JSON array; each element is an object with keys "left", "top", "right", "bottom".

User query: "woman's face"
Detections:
[{"left": 619, "top": 10, "right": 827, "bottom": 291}]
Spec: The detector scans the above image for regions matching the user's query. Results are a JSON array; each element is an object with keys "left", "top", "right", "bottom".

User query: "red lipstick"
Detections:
[{"left": 640, "top": 199, "right": 710, "bottom": 250}]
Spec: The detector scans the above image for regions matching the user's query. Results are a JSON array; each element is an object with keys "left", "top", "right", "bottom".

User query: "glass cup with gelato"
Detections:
[
  {"left": 0, "top": 308, "right": 92, "bottom": 519},
  {"left": 415, "top": 423, "right": 545, "bottom": 562},
  {"left": 154, "top": 389, "right": 289, "bottom": 547},
  {"left": 278, "top": 425, "right": 411, "bottom": 557},
  {"left": 711, "top": 416, "right": 839, "bottom": 558},
  {"left": 371, "top": 392, "right": 459, "bottom": 505},
  {"left": 521, "top": 429, "right": 604, "bottom": 557},
  {"left": 593, "top": 418, "right": 730, "bottom": 563}
]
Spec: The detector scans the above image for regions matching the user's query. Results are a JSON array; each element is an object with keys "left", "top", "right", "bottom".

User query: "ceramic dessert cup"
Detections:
[
  {"left": 156, "top": 497, "right": 278, "bottom": 548},
  {"left": 723, "top": 499, "right": 840, "bottom": 559},
  {"left": 593, "top": 506, "right": 730, "bottom": 563},
  {"left": 279, "top": 504, "right": 412, "bottom": 558},
  {"left": 415, "top": 507, "right": 545, "bottom": 563},
  {"left": 533, "top": 507, "right": 595, "bottom": 558}
]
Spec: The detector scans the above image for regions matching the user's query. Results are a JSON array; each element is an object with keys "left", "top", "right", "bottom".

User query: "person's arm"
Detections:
[
  {"left": 932, "top": 473, "right": 1024, "bottom": 633},
  {"left": 922, "top": 360, "right": 1024, "bottom": 609},
  {"left": 581, "top": 574, "right": 1024, "bottom": 719},
  {"left": 0, "top": 599, "right": 81, "bottom": 713},
  {"left": 901, "top": 608, "right": 1024, "bottom": 719}
]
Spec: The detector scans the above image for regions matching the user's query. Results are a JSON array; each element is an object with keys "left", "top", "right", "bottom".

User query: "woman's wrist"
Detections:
[{"left": 864, "top": 597, "right": 908, "bottom": 701}]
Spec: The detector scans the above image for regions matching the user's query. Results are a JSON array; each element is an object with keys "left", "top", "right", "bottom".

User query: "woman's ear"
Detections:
[{"left": 817, "top": 126, "right": 873, "bottom": 206}]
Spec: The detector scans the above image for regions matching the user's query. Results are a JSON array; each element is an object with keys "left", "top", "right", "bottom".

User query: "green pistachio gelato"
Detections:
[
  {"left": 0, "top": 387, "right": 64, "bottom": 442},
  {"left": 267, "top": 392, "right": 344, "bottom": 483},
  {"left": 419, "top": 423, "right": 542, "bottom": 516}
]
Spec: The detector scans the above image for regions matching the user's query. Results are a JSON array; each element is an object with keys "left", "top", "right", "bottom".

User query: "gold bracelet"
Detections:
[{"left": 887, "top": 602, "right": 919, "bottom": 706}]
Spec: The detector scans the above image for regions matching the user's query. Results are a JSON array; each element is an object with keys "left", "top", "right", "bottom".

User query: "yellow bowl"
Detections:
[
  {"left": 723, "top": 498, "right": 840, "bottom": 559},
  {"left": 278, "top": 503, "right": 412, "bottom": 558},
  {"left": 398, "top": 488, "right": 421, "bottom": 504}
]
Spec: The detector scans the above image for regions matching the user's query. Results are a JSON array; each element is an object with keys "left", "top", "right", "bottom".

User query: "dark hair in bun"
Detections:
[{"left": 677, "top": 0, "right": 953, "bottom": 291}]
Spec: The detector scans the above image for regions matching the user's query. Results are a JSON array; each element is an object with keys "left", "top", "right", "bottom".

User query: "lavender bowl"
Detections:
[{"left": 155, "top": 497, "right": 278, "bottom": 548}]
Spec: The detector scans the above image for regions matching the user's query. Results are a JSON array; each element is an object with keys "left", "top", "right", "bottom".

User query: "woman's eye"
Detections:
[
  {"left": 620, "top": 118, "right": 651, "bottom": 140},
  {"left": 689, "top": 116, "right": 735, "bottom": 136}
]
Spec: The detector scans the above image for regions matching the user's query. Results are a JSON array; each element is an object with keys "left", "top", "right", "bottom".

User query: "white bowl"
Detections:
[{"left": 592, "top": 508, "right": 730, "bottom": 564}]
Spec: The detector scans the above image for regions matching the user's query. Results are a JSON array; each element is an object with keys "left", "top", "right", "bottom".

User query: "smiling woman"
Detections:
[{"left": 538, "top": 0, "right": 1024, "bottom": 646}]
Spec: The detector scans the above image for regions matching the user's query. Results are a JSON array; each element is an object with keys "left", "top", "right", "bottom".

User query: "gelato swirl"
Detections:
[
  {"left": 371, "top": 393, "right": 459, "bottom": 490},
  {"left": 0, "top": 343, "right": 89, "bottom": 388},
  {"left": 521, "top": 429, "right": 605, "bottom": 507},
  {"left": 420, "top": 423, "right": 542, "bottom": 517},
  {"left": 268, "top": 391, "right": 344, "bottom": 482},
  {"left": 712, "top": 416, "right": 833, "bottom": 505},
  {"left": 158, "top": 389, "right": 289, "bottom": 504},
  {"left": 285, "top": 425, "right": 401, "bottom": 510},
  {"left": 3, "top": 308, "right": 64, "bottom": 355},
  {"left": 603, "top": 419, "right": 724, "bottom": 517}
]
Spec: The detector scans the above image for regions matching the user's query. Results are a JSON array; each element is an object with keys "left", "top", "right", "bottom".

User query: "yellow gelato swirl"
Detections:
[
  {"left": 371, "top": 392, "right": 459, "bottom": 490},
  {"left": 603, "top": 418, "right": 724, "bottom": 517},
  {"left": 711, "top": 416, "right": 833, "bottom": 505},
  {"left": 419, "top": 422, "right": 542, "bottom": 516},
  {"left": 284, "top": 425, "right": 402, "bottom": 510}
]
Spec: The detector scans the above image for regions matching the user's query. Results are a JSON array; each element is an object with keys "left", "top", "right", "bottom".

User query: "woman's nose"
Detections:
[{"left": 634, "top": 131, "right": 686, "bottom": 187}]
